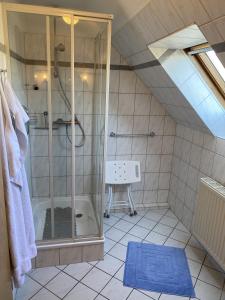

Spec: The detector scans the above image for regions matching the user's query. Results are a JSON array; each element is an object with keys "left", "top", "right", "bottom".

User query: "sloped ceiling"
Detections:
[
  {"left": 112, "top": 0, "right": 225, "bottom": 133},
  {"left": 4, "top": 0, "right": 225, "bottom": 133}
]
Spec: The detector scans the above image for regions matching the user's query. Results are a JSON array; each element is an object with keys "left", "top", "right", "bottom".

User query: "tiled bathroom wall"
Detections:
[
  {"left": 150, "top": 44, "right": 225, "bottom": 138},
  {"left": 27, "top": 45, "right": 176, "bottom": 208},
  {"left": 23, "top": 29, "right": 102, "bottom": 200},
  {"left": 107, "top": 48, "right": 176, "bottom": 208},
  {"left": 6, "top": 13, "right": 31, "bottom": 190},
  {"left": 7, "top": 12, "right": 27, "bottom": 105},
  {"left": 3, "top": 18, "right": 176, "bottom": 208},
  {"left": 27, "top": 64, "right": 97, "bottom": 199},
  {"left": 168, "top": 123, "right": 225, "bottom": 230},
  {"left": 3, "top": 5, "right": 225, "bottom": 234}
]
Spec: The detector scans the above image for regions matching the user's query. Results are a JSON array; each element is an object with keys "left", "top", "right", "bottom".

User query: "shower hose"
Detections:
[{"left": 57, "top": 71, "right": 85, "bottom": 148}]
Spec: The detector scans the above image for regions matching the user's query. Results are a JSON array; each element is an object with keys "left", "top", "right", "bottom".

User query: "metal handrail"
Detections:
[{"left": 109, "top": 131, "right": 155, "bottom": 138}]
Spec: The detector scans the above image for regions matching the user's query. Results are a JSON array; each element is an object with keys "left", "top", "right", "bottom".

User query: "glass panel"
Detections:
[
  {"left": 50, "top": 15, "right": 73, "bottom": 239},
  {"left": 92, "top": 29, "right": 108, "bottom": 231},
  {"left": 198, "top": 50, "right": 225, "bottom": 97},
  {"left": 7, "top": 12, "right": 50, "bottom": 241},
  {"left": 73, "top": 20, "right": 108, "bottom": 237},
  {"left": 7, "top": 10, "right": 110, "bottom": 242},
  {"left": 206, "top": 50, "right": 225, "bottom": 82}
]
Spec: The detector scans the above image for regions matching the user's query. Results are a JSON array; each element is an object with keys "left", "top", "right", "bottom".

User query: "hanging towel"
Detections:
[{"left": 0, "top": 77, "right": 37, "bottom": 288}]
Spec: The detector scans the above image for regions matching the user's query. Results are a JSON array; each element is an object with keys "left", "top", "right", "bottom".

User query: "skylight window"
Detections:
[
  {"left": 149, "top": 24, "right": 225, "bottom": 138},
  {"left": 187, "top": 44, "right": 225, "bottom": 98},
  {"left": 206, "top": 50, "right": 225, "bottom": 82}
]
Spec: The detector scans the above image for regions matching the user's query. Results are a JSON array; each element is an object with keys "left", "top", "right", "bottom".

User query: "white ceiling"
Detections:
[
  {"left": 5, "top": 0, "right": 223, "bottom": 134},
  {"left": 149, "top": 25, "right": 207, "bottom": 50},
  {"left": 5, "top": 0, "right": 151, "bottom": 33}
]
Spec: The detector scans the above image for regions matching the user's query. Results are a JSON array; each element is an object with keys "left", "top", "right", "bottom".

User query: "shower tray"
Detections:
[{"left": 32, "top": 195, "right": 99, "bottom": 240}]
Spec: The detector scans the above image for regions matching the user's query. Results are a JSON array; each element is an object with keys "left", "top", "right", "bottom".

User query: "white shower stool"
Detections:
[{"left": 104, "top": 160, "right": 141, "bottom": 218}]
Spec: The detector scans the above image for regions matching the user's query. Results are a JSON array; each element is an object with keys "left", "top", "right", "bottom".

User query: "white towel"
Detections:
[{"left": 0, "top": 78, "right": 37, "bottom": 287}]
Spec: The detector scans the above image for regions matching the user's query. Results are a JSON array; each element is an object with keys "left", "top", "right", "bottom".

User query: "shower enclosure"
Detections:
[{"left": 3, "top": 3, "right": 112, "bottom": 264}]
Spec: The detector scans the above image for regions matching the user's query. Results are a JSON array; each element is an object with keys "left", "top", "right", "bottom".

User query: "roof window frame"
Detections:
[{"left": 186, "top": 43, "right": 225, "bottom": 99}]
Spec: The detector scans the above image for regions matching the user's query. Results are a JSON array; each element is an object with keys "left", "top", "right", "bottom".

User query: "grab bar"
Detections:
[
  {"left": 109, "top": 131, "right": 155, "bottom": 138},
  {"left": 53, "top": 118, "right": 80, "bottom": 126}
]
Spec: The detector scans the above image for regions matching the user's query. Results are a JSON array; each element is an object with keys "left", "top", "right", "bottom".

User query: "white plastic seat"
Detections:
[{"left": 104, "top": 161, "right": 141, "bottom": 217}]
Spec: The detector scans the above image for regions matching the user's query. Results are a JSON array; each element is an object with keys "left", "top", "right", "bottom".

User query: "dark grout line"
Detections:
[
  {"left": 20, "top": 207, "right": 225, "bottom": 300},
  {"left": 26, "top": 273, "right": 62, "bottom": 300}
]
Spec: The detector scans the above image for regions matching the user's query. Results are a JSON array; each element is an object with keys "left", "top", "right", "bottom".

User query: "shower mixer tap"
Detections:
[{"left": 43, "top": 111, "right": 48, "bottom": 128}]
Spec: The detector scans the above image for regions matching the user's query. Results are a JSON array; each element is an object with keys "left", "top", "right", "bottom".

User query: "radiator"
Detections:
[{"left": 192, "top": 177, "right": 225, "bottom": 271}]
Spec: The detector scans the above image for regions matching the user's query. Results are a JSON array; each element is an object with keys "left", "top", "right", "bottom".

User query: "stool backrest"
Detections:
[{"left": 105, "top": 160, "right": 141, "bottom": 184}]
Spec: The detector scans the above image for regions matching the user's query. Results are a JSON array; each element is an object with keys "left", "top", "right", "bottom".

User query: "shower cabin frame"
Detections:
[{"left": 2, "top": 3, "right": 112, "bottom": 255}]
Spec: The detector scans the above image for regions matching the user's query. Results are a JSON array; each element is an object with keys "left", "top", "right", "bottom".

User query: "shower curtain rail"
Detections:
[{"left": 109, "top": 131, "right": 156, "bottom": 138}]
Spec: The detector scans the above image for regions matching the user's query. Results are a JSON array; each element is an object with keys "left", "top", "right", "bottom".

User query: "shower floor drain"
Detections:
[{"left": 76, "top": 213, "right": 83, "bottom": 218}]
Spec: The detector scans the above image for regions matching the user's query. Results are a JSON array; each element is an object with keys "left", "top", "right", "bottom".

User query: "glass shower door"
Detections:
[
  {"left": 6, "top": 9, "right": 111, "bottom": 243},
  {"left": 49, "top": 15, "right": 73, "bottom": 240},
  {"left": 6, "top": 11, "right": 52, "bottom": 241},
  {"left": 73, "top": 19, "right": 108, "bottom": 237},
  {"left": 92, "top": 30, "right": 108, "bottom": 234}
]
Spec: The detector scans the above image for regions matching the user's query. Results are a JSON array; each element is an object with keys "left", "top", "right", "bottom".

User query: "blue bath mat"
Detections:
[{"left": 123, "top": 242, "right": 195, "bottom": 298}]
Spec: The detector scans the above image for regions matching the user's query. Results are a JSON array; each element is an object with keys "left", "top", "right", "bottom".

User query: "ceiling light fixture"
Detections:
[{"left": 62, "top": 16, "right": 79, "bottom": 26}]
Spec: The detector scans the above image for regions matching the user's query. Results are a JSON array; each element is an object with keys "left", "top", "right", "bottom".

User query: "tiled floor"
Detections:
[{"left": 16, "top": 208, "right": 225, "bottom": 300}]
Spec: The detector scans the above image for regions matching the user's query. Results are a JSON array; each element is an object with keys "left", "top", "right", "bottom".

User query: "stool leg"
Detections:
[
  {"left": 104, "top": 186, "right": 110, "bottom": 218},
  {"left": 127, "top": 185, "right": 135, "bottom": 216},
  {"left": 105, "top": 185, "right": 112, "bottom": 218}
]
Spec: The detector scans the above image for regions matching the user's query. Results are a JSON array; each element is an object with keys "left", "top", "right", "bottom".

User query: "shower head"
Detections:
[
  {"left": 54, "top": 43, "right": 65, "bottom": 78},
  {"left": 55, "top": 43, "right": 65, "bottom": 52}
]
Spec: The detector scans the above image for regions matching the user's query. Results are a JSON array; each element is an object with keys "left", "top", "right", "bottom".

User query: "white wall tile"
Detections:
[
  {"left": 109, "top": 70, "right": 119, "bottom": 92},
  {"left": 144, "top": 172, "right": 159, "bottom": 190},
  {"left": 19, "top": 34, "right": 175, "bottom": 207},
  {"left": 134, "top": 94, "right": 151, "bottom": 116},
  {"left": 147, "top": 136, "right": 163, "bottom": 154},
  {"left": 53, "top": 157, "right": 67, "bottom": 176},
  {"left": 32, "top": 157, "right": 49, "bottom": 178},
  {"left": 143, "top": 190, "right": 158, "bottom": 204},
  {"left": 157, "top": 190, "right": 169, "bottom": 203},
  {"left": 150, "top": 96, "right": 166, "bottom": 116},
  {"left": 215, "top": 138, "right": 225, "bottom": 157},
  {"left": 131, "top": 137, "right": 147, "bottom": 155},
  {"left": 162, "top": 136, "right": 174, "bottom": 154},
  {"left": 135, "top": 77, "right": 150, "bottom": 94},
  {"left": 189, "top": 144, "right": 202, "bottom": 169},
  {"left": 116, "top": 138, "right": 132, "bottom": 155},
  {"left": 171, "top": 0, "right": 210, "bottom": 26},
  {"left": 133, "top": 116, "right": 149, "bottom": 134},
  {"left": 212, "top": 154, "right": 225, "bottom": 184},
  {"left": 164, "top": 116, "right": 176, "bottom": 135},
  {"left": 158, "top": 173, "right": 170, "bottom": 189},
  {"left": 30, "top": 136, "right": 48, "bottom": 157},
  {"left": 149, "top": 116, "right": 164, "bottom": 135},
  {"left": 160, "top": 155, "right": 172, "bottom": 172},
  {"left": 53, "top": 177, "right": 67, "bottom": 196},
  {"left": 145, "top": 155, "right": 161, "bottom": 172},
  {"left": 169, "top": 121, "right": 225, "bottom": 230},
  {"left": 118, "top": 94, "right": 135, "bottom": 115},
  {"left": 119, "top": 71, "right": 136, "bottom": 93},
  {"left": 117, "top": 116, "right": 133, "bottom": 134},
  {"left": 32, "top": 177, "right": 50, "bottom": 197},
  {"left": 109, "top": 93, "right": 119, "bottom": 115}
]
